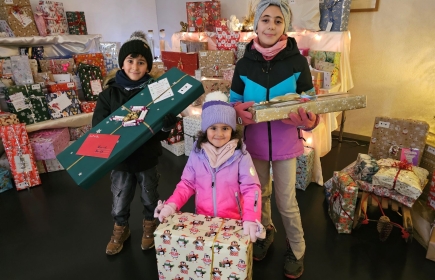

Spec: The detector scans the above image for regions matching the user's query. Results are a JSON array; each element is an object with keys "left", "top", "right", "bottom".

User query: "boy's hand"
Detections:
[
  {"left": 162, "top": 113, "right": 178, "bottom": 132},
  {"left": 234, "top": 101, "right": 256, "bottom": 126},
  {"left": 282, "top": 107, "right": 316, "bottom": 129}
]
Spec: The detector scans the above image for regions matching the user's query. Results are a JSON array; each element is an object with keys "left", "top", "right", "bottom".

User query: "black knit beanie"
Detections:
[{"left": 118, "top": 31, "right": 153, "bottom": 72}]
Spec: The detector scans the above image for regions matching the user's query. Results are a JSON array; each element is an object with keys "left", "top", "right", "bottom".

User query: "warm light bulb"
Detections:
[
  {"left": 314, "top": 34, "right": 322, "bottom": 41},
  {"left": 306, "top": 136, "right": 313, "bottom": 146}
]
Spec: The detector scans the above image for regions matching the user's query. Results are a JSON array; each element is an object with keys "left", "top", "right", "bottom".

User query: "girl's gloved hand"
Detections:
[
  {"left": 234, "top": 101, "right": 256, "bottom": 126},
  {"left": 243, "top": 219, "right": 266, "bottom": 242},
  {"left": 282, "top": 107, "right": 316, "bottom": 129},
  {"left": 154, "top": 201, "right": 177, "bottom": 222}
]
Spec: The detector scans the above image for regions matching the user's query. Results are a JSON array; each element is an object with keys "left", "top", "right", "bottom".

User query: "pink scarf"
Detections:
[
  {"left": 252, "top": 34, "right": 288, "bottom": 61},
  {"left": 201, "top": 139, "right": 239, "bottom": 168}
]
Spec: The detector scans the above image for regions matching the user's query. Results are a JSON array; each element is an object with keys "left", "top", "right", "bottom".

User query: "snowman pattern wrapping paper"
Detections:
[{"left": 155, "top": 212, "right": 252, "bottom": 280}]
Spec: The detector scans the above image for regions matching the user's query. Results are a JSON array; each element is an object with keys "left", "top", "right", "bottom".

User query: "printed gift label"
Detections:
[
  {"left": 48, "top": 93, "right": 72, "bottom": 113},
  {"left": 14, "top": 154, "right": 33, "bottom": 173},
  {"left": 90, "top": 80, "right": 102, "bottom": 95},
  {"left": 11, "top": 10, "right": 33, "bottom": 28},
  {"left": 9, "top": 92, "right": 28, "bottom": 112}
]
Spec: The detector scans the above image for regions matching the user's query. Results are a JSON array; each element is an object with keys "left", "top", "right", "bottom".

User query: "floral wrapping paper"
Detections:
[
  {"left": 354, "top": 153, "right": 379, "bottom": 183},
  {"left": 198, "top": 50, "right": 234, "bottom": 77},
  {"left": 372, "top": 158, "right": 429, "bottom": 200},
  {"left": 39, "top": 58, "right": 74, "bottom": 74},
  {"left": 77, "top": 63, "right": 103, "bottom": 101},
  {"left": 193, "top": 78, "right": 231, "bottom": 106},
  {"left": 250, "top": 94, "right": 366, "bottom": 123},
  {"left": 295, "top": 147, "right": 314, "bottom": 191},
  {"left": 73, "top": 53, "right": 107, "bottom": 77},
  {"left": 161, "top": 51, "right": 199, "bottom": 77},
  {"left": 36, "top": 140, "right": 74, "bottom": 173},
  {"left": 4, "top": 84, "right": 51, "bottom": 125},
  {"left": 236, "top": 42, "right": 249, "bottom": 63},
  {"left": 328, "top": 171, "right": 358, "bottom": 234},
  {"left": 0, "top": 19, "right": 15, "bottom": 37},
  {"left": 0, "top": 112, "right": 20, "bottom": 126},
  {"left": 155, "top": 212, "right": 252, "bottom": 280},
  {"left": 36, "top": 1, "right": 68, "bottom": 35},
  {"left": 29, "top": 127, "right": 70, "bottom": 160},
  {"left": 10, "top": 55, "right": 34, "bottom": 85},
  {"left": 319, "top": 0, "right": 351, "bottom": 32},
  {"left": 164, "top": 118, "right": 184, "bottom": 145},
  {"left": 65, "top": 11, "right": 87, "bottom": 35},
  {"left": 0, "top": 167, "right": 13, "bottom": 193},
  {"left": 99, "top": 42, "right": 120, "bottom": 72},
  {"left": 0, "top": 0, "right": 39, "bottom": 37},
  {"left": 367, "top": 117, "right": 429, "bottom": 165},
  {"left": 183, "top": 114, "right": 201, "bottom": 156},
  {"left": 0, "top": 123, "right": 41, "bottom": 190},
  {"left": 79, "top": 101, "right": 96, "bottom": 113},
  {"left": 308, "top": 50, "right": 341, "bottom": 86},
  {"left": 204, "top": 1, "right": 221, "bottom": 32},
  {"left": 216, "top": 29, "right": 240, "bottom": 52},
  {"left": 161, "top": 140, "right": 185, "bottom": 156},
  {"left": 68, "top": 124, "right": 91, "bottom": 141}
]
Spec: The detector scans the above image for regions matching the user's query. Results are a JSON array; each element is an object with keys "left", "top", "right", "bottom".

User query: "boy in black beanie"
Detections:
[{"left": 92, "top": 31, "right": 177, "bottom": 255}]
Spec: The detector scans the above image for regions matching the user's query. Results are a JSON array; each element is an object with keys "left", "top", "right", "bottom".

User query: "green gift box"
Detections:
[
  {"left": 77, "top": 63, "right": 103, "bottom": 101},
  {"left": 66, "top": 11, "right": 88, "bottom": 35},
  {"left": 4, "top": 84, "right": 51, "bottom": 125},
  {"left": 56, "top": 68, "right": 204, "bottom": 189}
]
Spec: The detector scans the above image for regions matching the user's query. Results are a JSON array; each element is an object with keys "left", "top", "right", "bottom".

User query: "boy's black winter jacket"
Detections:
[{"left": 92, "top": 79, "right": 170, "bottom": 173}]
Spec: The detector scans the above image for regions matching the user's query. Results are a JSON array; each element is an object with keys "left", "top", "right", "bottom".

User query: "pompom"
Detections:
[
  {"left": 130, "top": 30, "right": 147, "bottom": 40},
  {"left": 204, "top": 91, "right": 228, "bottom": 103}
]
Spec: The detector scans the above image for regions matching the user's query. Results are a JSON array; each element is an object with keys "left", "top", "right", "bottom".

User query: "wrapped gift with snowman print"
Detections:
[{"left": 154, "top": 212, "right": 253, "bottom": 280}]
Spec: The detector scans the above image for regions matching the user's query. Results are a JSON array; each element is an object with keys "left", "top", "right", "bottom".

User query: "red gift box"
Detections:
[
  {"left": 46, "top": 82, "right": 76, "bottom": 93},
  {"left": 80, "top": 101, "right": 96, "bottom": 113},
  {"left": 186, "top": 1, "right": 221, "bottom": 32},
  {"left": 0, "top": 124, "right": 41, "bottom": 190},
  {"left": 216, "top": 30, "right": 240, "bottom": 52},
  {"left": 161, "top": 51, "right": 199, "bottom": 76},
  {"left": 73, "top": 53, "right": 107, "bottom": 77}
]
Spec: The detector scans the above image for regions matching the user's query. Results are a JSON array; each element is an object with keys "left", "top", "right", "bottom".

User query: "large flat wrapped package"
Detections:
[
  {"left": 372, "top": 158, "right": 429, "bottom": 200},
  {"left": 249, "top": 93, "right": 366, "bottom": 123},
  {"left": 368, "top": 117, "right": 429, "bottom": 165},
  {"left": 155, "top": 212, "right": 252, "bottom": 280},
  {"left": 56, "top": 68, "right": 204, "bottom": 189}
]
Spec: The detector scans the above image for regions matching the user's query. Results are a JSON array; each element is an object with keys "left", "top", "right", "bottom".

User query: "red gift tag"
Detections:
[{"left": 76, "top": 133, "right": 120, "bottom": 158}]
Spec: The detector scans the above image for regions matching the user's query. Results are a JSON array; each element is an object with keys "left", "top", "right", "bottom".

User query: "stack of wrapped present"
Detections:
[{"left": 161, "top": 117, "right": 185, "bottom": 156}]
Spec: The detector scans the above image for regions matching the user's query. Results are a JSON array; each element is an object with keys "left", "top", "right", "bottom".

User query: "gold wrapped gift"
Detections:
[{"left": 248, "top": 93, "right": 367, "bottom": 123}]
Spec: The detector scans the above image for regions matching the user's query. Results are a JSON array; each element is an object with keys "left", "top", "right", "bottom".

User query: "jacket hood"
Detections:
[{"left": 243, "top": 37, "right": 301, "bottom": 62}]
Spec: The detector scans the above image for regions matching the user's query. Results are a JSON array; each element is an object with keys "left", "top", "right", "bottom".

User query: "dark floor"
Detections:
[{"left": 1, "top": 138, "right": 435, "bottom": 280}]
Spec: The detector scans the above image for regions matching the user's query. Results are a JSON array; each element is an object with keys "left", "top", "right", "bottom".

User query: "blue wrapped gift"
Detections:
[
  {"left": 0, "top": 167, "right": 13, "bottom": 193},
  {"left": 319, "top": 0, "right": 352, "bottom": 32}
]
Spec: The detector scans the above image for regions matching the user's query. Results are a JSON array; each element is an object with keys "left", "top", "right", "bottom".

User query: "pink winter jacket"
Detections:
[{"left": 166, "top": 144, "right": 261, "bottom": 222}]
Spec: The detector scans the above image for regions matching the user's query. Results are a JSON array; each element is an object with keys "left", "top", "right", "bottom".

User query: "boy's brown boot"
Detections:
[
  {"left": 106, "top": 223, "right": 130, "bottom": 255},
  {"left": 141, "top": 219, "right": 157, "bottom": 250}
]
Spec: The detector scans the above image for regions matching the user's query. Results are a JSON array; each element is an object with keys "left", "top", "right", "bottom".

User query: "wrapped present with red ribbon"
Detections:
[
  {"left": 0, "top": 123, "right": 41, "bottom": 190},
  {"left": 39, "top": 58, "right": 74, "bottom": 74},
  {"left": 328, "top": 171, "right": 358, "bottom": 234},
  {"left": 0, "top": 0, "right": 39, "bottom": 37},
  {"left": 161, "top": 51, "right": 198, "bottom": 76},
  {"left": 80, "top": 101, "right": 96, "bottom": 113},
  {"left": 372, "top": 158, "right": 429, "bottom": 200},
  {"left": 65, "top": 11, "right": 87, "bottom": 35},
  {"left": 73, "top": 53, "right": 107, "bottom": 77},
  {"left": 36, "top": 1, "right": 68, "bottom": 35},
  {"left": 198, "top": 50, "right": 234, "bottom": 78}
]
